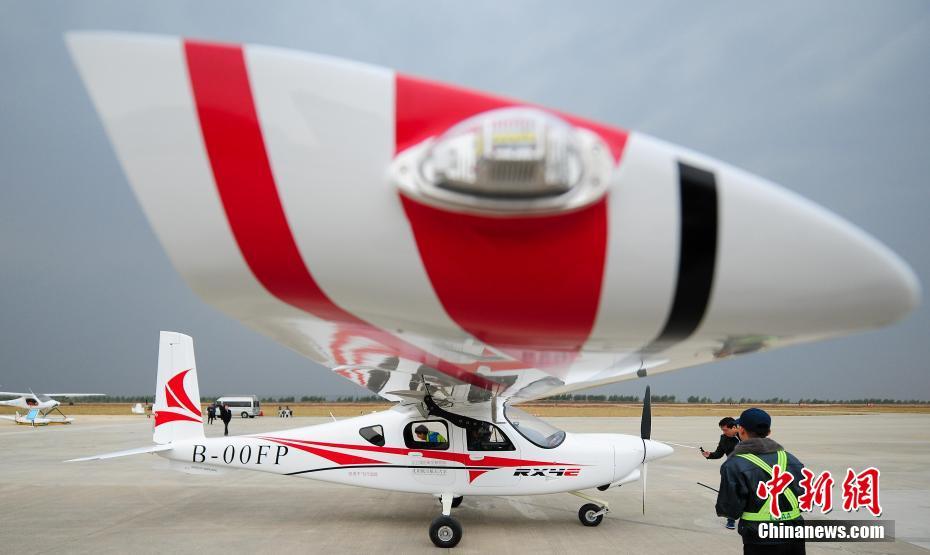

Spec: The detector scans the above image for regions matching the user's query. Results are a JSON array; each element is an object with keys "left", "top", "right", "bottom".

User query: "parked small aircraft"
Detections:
[
  {"left": 0, "top": 391, "right": 105, "bottom": 424},
  {"left": 71, "top": 332, "right": 670, "bottom": 547}
]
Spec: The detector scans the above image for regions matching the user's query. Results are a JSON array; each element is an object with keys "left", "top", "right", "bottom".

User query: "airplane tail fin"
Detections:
[{"left": 153, "top": 331, "right": 204, "bottom": 445}]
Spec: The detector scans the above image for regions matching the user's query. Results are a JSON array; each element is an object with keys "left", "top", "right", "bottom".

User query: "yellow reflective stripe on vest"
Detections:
[{"left": 735, "top": 450, "right": 801, "bottom": 521}]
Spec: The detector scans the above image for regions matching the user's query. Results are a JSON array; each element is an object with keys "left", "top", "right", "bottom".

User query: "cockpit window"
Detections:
[
  {"left": 404, "top": 420, "right": 450, "bottom": 450},
  {"left": 504, "top": 405, "right": 566, "bottom": 449},
  {"left": 359, "top": 425, "right": 385, "bottom": 447},
  {"left": 466, "top": 422, "right": 515, "bottom": 451}
]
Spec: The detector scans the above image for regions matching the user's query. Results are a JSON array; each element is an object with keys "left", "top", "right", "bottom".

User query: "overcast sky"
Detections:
[{"left": 1, "top": 1, "right": 928, "bottom": 400}]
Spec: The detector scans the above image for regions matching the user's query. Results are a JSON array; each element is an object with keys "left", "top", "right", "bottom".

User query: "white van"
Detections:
[{"left": 215, "top": 395, "right": 261, "bottom": 418}]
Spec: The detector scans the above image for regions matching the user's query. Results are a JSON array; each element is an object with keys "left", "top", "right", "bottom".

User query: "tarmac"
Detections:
[{"left": 1, "top": 413, "right": 927, "bottom": 554}]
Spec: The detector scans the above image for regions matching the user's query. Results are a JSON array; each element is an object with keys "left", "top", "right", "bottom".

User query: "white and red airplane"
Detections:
[
  {"left": 0, "top": 391, "right": 105, "bottom": 425},
  {"left": 65, "top": 32, "right": 919, "bottom": 547}
]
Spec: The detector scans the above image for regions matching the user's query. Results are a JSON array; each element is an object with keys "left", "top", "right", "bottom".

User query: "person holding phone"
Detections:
[{"left": 703, "top": 416, "right": 740, "bottom": 528}]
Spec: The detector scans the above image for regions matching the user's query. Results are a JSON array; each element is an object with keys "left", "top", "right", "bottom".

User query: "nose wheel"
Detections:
[
  {"left": 429, "top": 493, "right": 463, "bottom": 548},
  {"left": 578, "top": 503, "right": 605, "bottom": 526},
  {"left": 570, "top": 491, "right": 609, "bottom": 527}
]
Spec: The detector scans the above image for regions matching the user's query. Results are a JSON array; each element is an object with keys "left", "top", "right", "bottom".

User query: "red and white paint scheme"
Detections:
[
  {"left": 71, "top": 332, "right": 670, "bottom": 547},
  {"left": 65, "top": 31, "right": 919, "bottom": 547}
]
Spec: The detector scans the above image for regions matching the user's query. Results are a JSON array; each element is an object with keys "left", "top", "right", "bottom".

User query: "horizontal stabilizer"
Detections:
[{"left": 66, "top": 443, "right": 173, "bottom": 462}]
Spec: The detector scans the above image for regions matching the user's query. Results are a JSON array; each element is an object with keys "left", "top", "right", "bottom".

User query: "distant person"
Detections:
[
  {"left": 414, "top": 424, "right": 445, "bottom": 444},
  {"left": 278, "top": 405, "right": 283, "bottom": 418},
  {"left": 207, "top": 404, "right": 215, "bottom": 425},
  {"left": 702, "top": 416, "right": 740, "bottom": 529},
  {"left": 220, "top": 403, "right": 232, "bottom": 436},
  {"left": 285, "top": 405, "right": 291, "bottom": 418},
  {"left": 716, "top": 408, "right": 805, "bottom": 554}
]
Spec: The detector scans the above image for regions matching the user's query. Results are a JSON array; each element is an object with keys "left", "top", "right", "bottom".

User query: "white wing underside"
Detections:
[{"left": 65, "top": 32, "right": 918, "bottom": 407}]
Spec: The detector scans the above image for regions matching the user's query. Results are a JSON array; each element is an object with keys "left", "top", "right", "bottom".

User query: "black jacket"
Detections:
[
  {"left": 706, "top": 434, "right": 739, "bottom": 459},
  {"left": 715, "top": 438, "right": 805, "bottom": 544}
]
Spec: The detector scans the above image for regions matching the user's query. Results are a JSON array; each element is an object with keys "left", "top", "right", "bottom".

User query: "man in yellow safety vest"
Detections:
[{"left": 715, "top": 408, "right": 806, "bottom": 554}]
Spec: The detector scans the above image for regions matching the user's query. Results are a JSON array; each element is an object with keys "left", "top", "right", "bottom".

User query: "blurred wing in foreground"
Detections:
[{"left": 67, "top": 32, "right": 919, "bottom": 404}]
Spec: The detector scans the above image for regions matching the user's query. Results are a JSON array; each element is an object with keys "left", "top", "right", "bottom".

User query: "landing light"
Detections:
[{"left": 393, "top": 108, "right": 613, "bottom": 215}]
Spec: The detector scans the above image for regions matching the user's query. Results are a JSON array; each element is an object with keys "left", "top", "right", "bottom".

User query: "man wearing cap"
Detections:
[{"left": 716, "top": 408, "right": 806, "bottom": 554}]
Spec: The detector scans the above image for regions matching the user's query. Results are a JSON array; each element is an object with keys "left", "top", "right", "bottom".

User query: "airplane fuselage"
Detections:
[
  {"left": 0, "top": 397, "right": 59, "bottom": 411},
  {"left": 159, "top": 405, "right": 668, "bottom": 496}
]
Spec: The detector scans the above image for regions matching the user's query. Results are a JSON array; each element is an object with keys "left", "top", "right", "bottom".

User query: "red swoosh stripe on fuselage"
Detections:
[
  {"left": 261, "top": 437, "right": 579, "bottom": 484},
  {"left": 259, "top": 436, "right": 579, "bottom": 468},
  {"left": 395, "top": 75, "right": 628, "bottom": 370},
  {"left": 183, "top": 40, "right": 499, "bottom": 391},
  {"left": 267, "top": 438, "right": 386, "bottom": 466}
]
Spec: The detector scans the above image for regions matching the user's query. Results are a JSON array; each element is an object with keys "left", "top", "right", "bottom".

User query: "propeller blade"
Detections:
[
  {"left": 642, "top": 462, "right": 648, "bottom": 514},
  {"left": 641, "top": 385, "right": 652, "bottom": 440}
]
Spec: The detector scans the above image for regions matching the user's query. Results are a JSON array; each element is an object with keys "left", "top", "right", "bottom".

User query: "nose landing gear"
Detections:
[
  {"left": 578, "top": 503, "right": 606, "bottom": 526},
  {"left": 569, "top": 491, "right": 609, "bottom": 527}
]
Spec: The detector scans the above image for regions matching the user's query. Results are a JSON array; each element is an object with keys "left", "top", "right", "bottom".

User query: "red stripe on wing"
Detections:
[
  {"left": 183, "top": 40, "right": 499, "bottom": 392},
  {"left": 395, "top": 75, "right": 621, "bottom": 368}
]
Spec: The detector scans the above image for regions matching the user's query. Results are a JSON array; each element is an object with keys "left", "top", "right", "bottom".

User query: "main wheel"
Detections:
[
  {"left": 451, "top": 496, "right": 463, "bottom": 508},
  {"left": 241, "top": 411, "right": 249, "bottom": 418},
  {"left": 429, "top": 515, "right": 462, "bottom": 548},
  {"left": 578, "top": 503, "right": 604, "bottom": 527}
]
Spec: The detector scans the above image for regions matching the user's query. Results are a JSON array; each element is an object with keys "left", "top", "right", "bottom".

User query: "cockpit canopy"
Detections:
[{"left": 504, "top": 404, "right": 566, "bottom": 449}]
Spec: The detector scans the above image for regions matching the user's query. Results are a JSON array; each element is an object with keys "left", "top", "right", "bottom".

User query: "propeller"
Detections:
[
  {"left": 641, "top": 385, "right": 651, "bottom": 514},
  {"left": 641, "top": 385, "right": 651, "bottom": 440}
]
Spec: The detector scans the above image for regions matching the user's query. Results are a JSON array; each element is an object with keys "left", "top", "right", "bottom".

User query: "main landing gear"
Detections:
[
  {"left": 570, "top": 491, "right": 609, "bottom": 527},
  {"left": 429, "top": 493, "right": 463, "bottom": 548},
  {"left": 428, "top": 491, "right": 609, "bottom": 547},
  {"left": 43, "top": 406, "right": 70, "bottom": 419}
]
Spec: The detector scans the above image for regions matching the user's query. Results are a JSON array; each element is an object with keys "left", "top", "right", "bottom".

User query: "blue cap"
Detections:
[{"left": 736, "top": 408, "right": 771, "bottom": 432}]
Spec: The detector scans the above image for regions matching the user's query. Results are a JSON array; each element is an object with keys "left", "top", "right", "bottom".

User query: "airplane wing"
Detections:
[
  {"left": 66, "top": 32, "right": 919, "bottom": 405},
  {"left": 0, "top": 392, "right": 27, "bottom": 397},
  {"left": 44, "top": 394, "right": 107, "bottom": 397}
]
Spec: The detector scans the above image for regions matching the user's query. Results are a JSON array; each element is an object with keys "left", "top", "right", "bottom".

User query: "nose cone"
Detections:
[
  {"left": 709, "top": 169, "right": 920, "bottom": 338},
  {"left": 644, "top": 439, "right": 674, "bottom": 462}
]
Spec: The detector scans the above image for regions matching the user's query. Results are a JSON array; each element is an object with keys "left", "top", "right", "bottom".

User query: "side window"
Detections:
[
  {"left": 404, "top": 420, "right": 450, "bottom": 450},
  {"left": 359, "top": 425, "right": 385, "bottom": 447},
  {"left": 466, "top": 422, "right": 515, "bottom": 451}
]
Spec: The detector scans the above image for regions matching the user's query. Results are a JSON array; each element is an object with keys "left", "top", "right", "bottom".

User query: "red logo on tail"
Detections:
[{"left": 155, "top": 369, "right": 202, "bottom": 427}]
